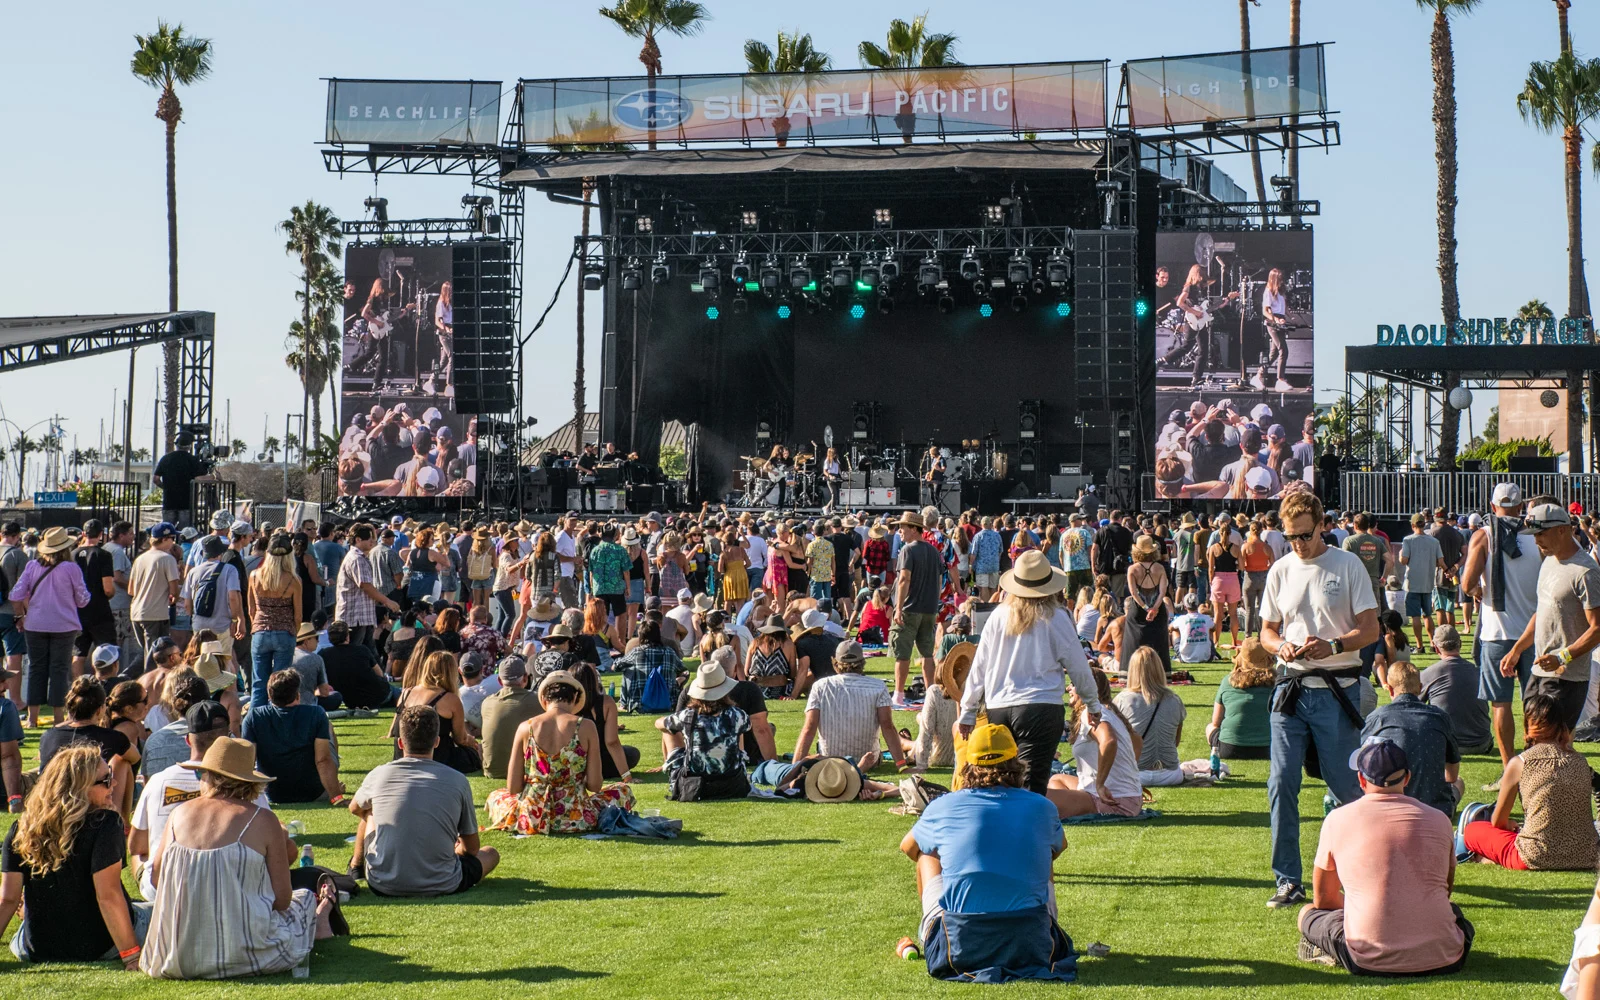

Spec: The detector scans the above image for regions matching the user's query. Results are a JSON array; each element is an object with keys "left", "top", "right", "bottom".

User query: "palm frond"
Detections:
[{"left": 744, "top": 40, "right": 774, "bottom": 75}]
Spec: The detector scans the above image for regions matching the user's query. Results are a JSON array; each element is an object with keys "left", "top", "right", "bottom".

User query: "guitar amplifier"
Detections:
[
  {"left": 843, "top": 488, "right": 869, "bottom": 507},
  {"left": 868, "top": 469, "right": 894, "bottom": 488},
  {"left": 565, "top": 488, "right": 626, "bottom": 512},
  {"left": 868, "top": 487, "right": 897, "bottom": 506},
  {"left": 846, "top": 472, "right": 867, "bottom": 489}
]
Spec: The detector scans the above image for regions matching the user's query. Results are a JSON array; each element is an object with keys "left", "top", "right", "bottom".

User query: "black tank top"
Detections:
[{"left": 1211, "top": 545, "right": 1238, "bottom": 574}]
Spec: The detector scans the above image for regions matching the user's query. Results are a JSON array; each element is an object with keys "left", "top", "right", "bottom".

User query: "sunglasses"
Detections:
[
  {"left": 1283, "top": 531, "right": 1318, "bottom": 543},
  {"left": 92, "top": 775, "right": 114, "bottom": 789}
]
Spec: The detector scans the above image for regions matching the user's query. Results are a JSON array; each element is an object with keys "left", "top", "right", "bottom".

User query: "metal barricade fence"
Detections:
[{"left": 1340, "top": 471, "right": 1600, "bottom": 517}]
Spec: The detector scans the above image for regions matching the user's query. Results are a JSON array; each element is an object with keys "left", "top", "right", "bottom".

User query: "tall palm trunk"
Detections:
[
  {"left": 643, "top": 34, "right": 661, "bottom": 151},
  {"left": 301, "top": 270, "right": 312, "bottom": 462},
  {"left": 161, "top": 101, "right": 180, "bottom": 451},
  {"left": 1287, "top": 0, "right": 1301, "bottom": 219},
  {"left": 1430, "top": 9, "right": 1462, "bottom": 470},
  {"left": 1555, "top": 0, "right": 1587, "bottom": 470},
  {"left": 1240, "top": 0, "right": 1268, "bottom": 225},
  {"left": 575, "top": 177, "right": 594, "bottom": 447}
]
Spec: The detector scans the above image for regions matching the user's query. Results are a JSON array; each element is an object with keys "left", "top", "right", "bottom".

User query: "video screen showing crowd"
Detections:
[
  {"left": 338, "top": 245, "right": 477, "bottom": 498},
  {"left": 1153, "top": 231, "right": 1315, "bottom": 502}
]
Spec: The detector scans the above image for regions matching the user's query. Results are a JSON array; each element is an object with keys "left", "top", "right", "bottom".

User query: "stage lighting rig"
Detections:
[
  {"left": 634, "top": 213, "right": 654, "bottom": 234},
  {"left": 462, "top": 194, "right": 494, "bottom": 232},
  {"left": 958, "top": 248, "right": 982, "bottom": 283},
  {"left": 1046, "top": 253, "right": 1071, "bottom": 287},
  {"left": 857, "top": 260, "right": 880, "bottom": 290},
  {"left": 651, "top": 253, "right": 671, "bottom": 285},
  {"left": 879, "top": 255, "right": 900, "bottom": 282},
  {"left": 873, "top": 207, "right": 893, "bottom": 229},
  {"left": 582, "top": 263, "right": 606, "bottom": 291},
  {"left": 937, "top": 292, "right": 956, "bottom": 314},
  {"left": 1006, "top": 253, "right": 1033, "bottom": 285},
  {"left": 731, "top": 252, "right": 752, "bottom": 285},
  {"left": 760, "top": 256, "right": 782, "bottom": 293},
  {"left": 740, "top": 209, "right": 760, "bottom": 231},
  {"left": 698, "top": 259, "right": 721, "bottom": 294},
  {"left": 363, "top": 196, "right": 388, "bottom": 224},
  {"left": 1009, "top": 291, "right": 1028, "bottom": 313},
  {"left": 621, "top": 257, "right": 643, "bottom": 290},
  {"left": 980, "top": 204, "right": 1005, "bottom": 226},
  {"left": 876, "top": 292, "right": 895, "bottom": 316},
  {"left": 1270, "top": 175, "right": 1294, "bottom": 211},
  {"left": 917, "top": 256, "right": 942, "bottom": 292},
  {"left": 829, "top": 258, "right": 854, "bottom": 288},
  {"left": 731, "top": 294, "right": 750, "bottom": 314}
]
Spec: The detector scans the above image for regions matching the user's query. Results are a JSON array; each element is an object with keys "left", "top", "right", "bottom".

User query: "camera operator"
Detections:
[{"left": 152, "top": 432, "right": 217, "bottom": 529}]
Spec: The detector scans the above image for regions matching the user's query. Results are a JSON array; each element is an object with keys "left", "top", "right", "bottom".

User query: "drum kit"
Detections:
[{"left": 737, "top": 453, "right": 826, "bottom": 508}]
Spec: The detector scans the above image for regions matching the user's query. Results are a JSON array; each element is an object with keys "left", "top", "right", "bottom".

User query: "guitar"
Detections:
[
  {"left": 364, "top": 303, "right": 416, "bottom": 341},
  {"left": 1182, "top": 291, "right": 1241, "bottom": 332}
]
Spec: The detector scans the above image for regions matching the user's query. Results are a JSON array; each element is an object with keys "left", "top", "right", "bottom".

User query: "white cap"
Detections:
[
  {"left": 1244, "top": 466, "right": 1275, "bottom": 491},
  {"left": 1491, "top": 482, "right": 1523, "bottom": 508},
  {"left": 676, "top": 587, "right": 693, "bottom": 601},
  {"left": 801, "top": 608, "right": 828, "bottom": 632},
  {"left": 1250, "top": 403, "right": 1274, "bottom": 423},
  {"left": 91, "top": 643, "right": 121, "bottom": 667}
]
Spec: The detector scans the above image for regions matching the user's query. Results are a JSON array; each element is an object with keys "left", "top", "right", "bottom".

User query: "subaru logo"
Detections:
[{"left": 614, "top": 88, "right": 692, "bottom": 130}]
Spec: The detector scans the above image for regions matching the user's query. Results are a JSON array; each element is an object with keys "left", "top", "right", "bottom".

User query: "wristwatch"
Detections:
[{"left": 1331, "top": 638, "right": 1345, "bottom": 655}]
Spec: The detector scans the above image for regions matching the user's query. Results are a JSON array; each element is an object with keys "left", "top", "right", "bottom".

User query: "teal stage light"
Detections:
[
  {"left": 705, "top": 306, "right": 720, "bottom": 320},
  {"left": 1056, "top": 302, "right": 1072, "bottom": 317},
  {"left": 777, "top": 304, "right": 792, "bottom": 319},
  {"left": 1135, "top": 299, "right": 1150, "bottom": 318},
  {"left": 978, "top": 302, "right": 994, "bottom": 318},
  {"left": 850, "top": 303, "right": 866, "bottom": 319}
]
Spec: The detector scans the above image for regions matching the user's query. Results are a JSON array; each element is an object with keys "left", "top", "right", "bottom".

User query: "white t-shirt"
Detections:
[
  {"left": 745, "top": 533, "right": 768, "bottom": 570},
  {"left": 1171, "top": 613, "right": 1216, "bottom": 663},
  {"left": 555, "top": 531, "right": 578, "bottom": 578},
  {"left": 1385, "top": 588, "right": 1407, "bottom": 615},
  {"left": 1259, "top": 544, "right": 1378, "bottom": 681},
  {"left": 1263, "top": 529, "right": 1290, "bottom": 560},
  {"left": 132, "top": 762, "right": 272, "bottom": 898},
  {"left": 1476, "top": 522, "right": 1541, "bottom": 642},
  {"left": 460, "top": 675, "right": 502, "bottom": 731},
  {"left": 1073, "top": 710, "right": 1142, "bottom": 800},
  {"left": 666, "top": 605, "right": 698, "bottom": 655},
  {"left": 1262, "top": 288, "right": 1286, "bottom": 320}
]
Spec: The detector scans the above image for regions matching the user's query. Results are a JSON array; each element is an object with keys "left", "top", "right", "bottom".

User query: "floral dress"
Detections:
[{"left": 486, "top": 728, "right": 634, "bottom": 835}]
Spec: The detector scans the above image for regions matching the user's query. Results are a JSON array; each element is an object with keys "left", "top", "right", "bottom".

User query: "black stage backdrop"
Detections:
[{"left": 623, "top": 281, "right": 1075, "bottom": 499}]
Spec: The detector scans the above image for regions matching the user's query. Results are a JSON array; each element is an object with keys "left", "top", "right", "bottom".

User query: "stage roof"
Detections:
[
  {"left": 503, "top": 140, "right": 1104, "bottom": 184},
  {"left": 0, "top": 313, "right": 213, "bottom": 372},
  {"left": 1346, "top": 344, "right": 1600, "bottom": 386}
]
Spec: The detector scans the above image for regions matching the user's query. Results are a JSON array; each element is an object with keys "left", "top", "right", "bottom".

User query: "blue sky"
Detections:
[{"left": 0, "top": 0, "right": 1579, "bottom": 469}]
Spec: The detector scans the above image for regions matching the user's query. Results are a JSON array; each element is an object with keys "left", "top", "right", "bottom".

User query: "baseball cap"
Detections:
[
  {"left": 1250, "top": 403, "right": 1274, "bottom": 423},
  {"left": 1467, "top": 513, "right": 1483, "bottom": 528},
  {"left": 966, "top": 723, "right": 1019, "bottom": 766},
  {"left": 833, "top": 640, "right": 865, "bottom": 666},
  {"left": 677, "top": 587, "right": 693, "bottom": 602},
  {"left": 184, "top": 700, "right": 231, "bottom": 736},
  {"left": 497, "top": 655, "right": 527, "bottom": 683},
  {"left": 1349, "top": 738, "right": 1409, "bottom": 786},
  {"left": 644, "top": 595, "right": 662, "bottom": 611},
  {"left": 1244, "top": 466, "right": 1275, "bottom": 493},
  {"left": 459, "top": 651, "right": 488, "bottom": 678},
  {"left": 1491, "top": 482, "right": 1523, "bottom": 508},
  {"left": 180, "top": 526, "right": 199, "bottom": 541},
  {"left": 390, "top": 515, "right": 405, "bottom": 527},
  {"left": 1526, "top": 503, "right": 1572, "bottom": 533},
  {"left": 1267, "top": 423, "right": 1287, "bottom": 441},
  {"left": 149, "top": 522, "right": 178, "bottom": 541},
  {"left": 230, "top": 520, "right": 253, "bottom": 538},
  {"left": 90, "top": 643, "right": 121, "bottom": 668}
]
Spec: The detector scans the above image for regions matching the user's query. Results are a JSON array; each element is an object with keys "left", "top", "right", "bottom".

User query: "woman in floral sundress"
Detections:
[{"left": 485, "top": 670, "right": 633, "bottom": 835}]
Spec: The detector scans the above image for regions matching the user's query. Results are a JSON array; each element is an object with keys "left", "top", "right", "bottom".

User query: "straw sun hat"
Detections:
[
  {"left": 804, "top": 757, "right": 863, "bottom": 803},
  {"left": 180, "top": 736, "right": 275, "bottom": 784},
  {"left": 998, "top": 549, "right": 1068, "bottom": 599}
]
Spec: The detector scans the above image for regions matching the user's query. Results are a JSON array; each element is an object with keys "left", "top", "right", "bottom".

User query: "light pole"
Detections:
[{"left": 0, "top": 417, "right": 61, "bottom": 502}]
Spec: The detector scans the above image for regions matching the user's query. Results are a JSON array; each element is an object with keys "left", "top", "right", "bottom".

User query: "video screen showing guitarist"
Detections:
[
  {"left": 1255, "top": 268, "right": 1290, "bottom": 392},
  {"left": 1159, "top": 265, "right": 1237, "bottom": 388}
]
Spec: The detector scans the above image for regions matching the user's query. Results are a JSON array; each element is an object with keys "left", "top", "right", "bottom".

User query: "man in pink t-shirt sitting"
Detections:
[{"left": 1298, "top": 739, "right": 1474, "bottom": 977}]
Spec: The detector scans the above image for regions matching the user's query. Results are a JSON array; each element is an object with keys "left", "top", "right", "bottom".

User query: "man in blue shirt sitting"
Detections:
[
  {"left": 900, "top": 723, "right": 1077, "bottom": 983},
  {"left": 1360, "top": 661, "right": 1462, "bottom": 816}
]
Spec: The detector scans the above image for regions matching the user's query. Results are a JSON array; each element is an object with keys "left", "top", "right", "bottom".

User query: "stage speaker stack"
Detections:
[
  {"left": 851, "top": 401, "right": 881, "bottom": 445},
  {"left": 1073, "top": 231, "right": 1138, "bottom": 414},
  {"left": 1017, "top": 399, "right": 1043, "bottom": 493},
  {"left": 452, "top": 242, "right": 515, "bottom": 413}
]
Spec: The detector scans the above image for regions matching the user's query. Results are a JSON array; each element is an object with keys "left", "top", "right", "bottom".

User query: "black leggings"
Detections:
[{"left": 985, "top": 702, "right": 1066, "bottom": 796}]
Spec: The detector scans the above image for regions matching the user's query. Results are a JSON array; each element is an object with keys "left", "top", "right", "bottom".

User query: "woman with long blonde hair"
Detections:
[
  {"left": 655, "top": 530, "right": 691, "bottom": 610},
  {"left": 390, "top": 650, "right": 480, "bottom": 774},
  {"left": 0, "top": 745, "right": 148, "bottom": 966},
  {"left": 957, "top": 550, "right": 1101, "bottom": 795},
  {"left": 1114, "top": 646, "right": 1187, "bottom": 787},
  {"left": 1048, "top": 666, "right": 1145, "bottom": 818},
  {"left": 248, "top": 531, "right": 302, "bottom": 710}
]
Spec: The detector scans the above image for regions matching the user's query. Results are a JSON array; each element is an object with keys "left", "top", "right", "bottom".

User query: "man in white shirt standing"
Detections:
[
  {"left": 555, "top": 516, "right": 580, "bottom": 610},
  {"left": 1258, "top": 491, "right": 1379, "bottom": 911},
  {"left": 744, "top": 521, "right": 768, "bottom": 595}
]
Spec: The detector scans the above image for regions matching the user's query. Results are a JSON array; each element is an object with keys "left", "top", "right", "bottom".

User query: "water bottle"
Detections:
[
  {"left": 896, "top": 937, "right": 921, "bottom": 961},
  {"left": 299, "top": 844, "right": 315, "bottom": 869},
  {"left": 608, "top": 682, "right": 617, "bottom": 699},
  {"left": 1209, "top": 745, "right": 1222, "bottom": 781}
]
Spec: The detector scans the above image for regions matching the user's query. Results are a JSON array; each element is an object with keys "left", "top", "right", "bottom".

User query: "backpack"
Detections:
[
  {"left": 191, "top": 561, "right": 222, "bottom": 619},
  {"left": 638, "top": 661, "right": 675, "bottom": 713},
  {"left": 466, "top": 548, "right": 495, "bottom": 581}
]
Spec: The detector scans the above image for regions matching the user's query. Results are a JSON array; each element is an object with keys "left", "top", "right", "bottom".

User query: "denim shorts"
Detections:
[
  {"left": 1477, "top": 638, "right": 1532, "bottom": 703},
  {"left": 1404, "top": 592, "right": 1433, "bottom": 618},
  {"left": 0, "top": 613, "right": 23, "bottom": 658},
  {"left": 628, "top": 577, "right": 646, "bottom": 605}
]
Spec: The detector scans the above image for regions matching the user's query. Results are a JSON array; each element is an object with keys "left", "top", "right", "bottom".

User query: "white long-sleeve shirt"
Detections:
[{"left": 958, "top": 603, "right": 1100, "bottom": 725}]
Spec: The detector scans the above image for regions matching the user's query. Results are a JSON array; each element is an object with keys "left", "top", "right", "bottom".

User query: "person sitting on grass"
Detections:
[
  {"left": 141, "top": 736, "right": 344, "bottom": 978},
  {"left": 1296, "top": 739, "right": 1472, "bottom": 977},
  {"left": 1047, "top": 667, "right": 1143, "bottom": 818},
  {"left": 1169, "top": 594, "right": 1216, "bottom": 664},
  {"left": 793, "top": 641, "right": 909, "bottom": 773},
  {"left": 1361, "top": 661, "right": 1462, "bottom": 816},
  {"left": 1204, "top": 637, "right": 1275, "bottom": 760},
  {"left": 857, "top": 586, "right": 892, "bottom": 646},
  {"left": 1459, "top": 693, "right": 1600, "bottom": 871},
  {"left": 0, "top": 745, "right": 150, "bottom": 968},
  {"left": 240, "top": 669, "right": 346, "bottom": 805},
  {"left": 141, "top": 670, "right": 212, "bottom": 778},
  {"left": 656, "top": 661, "right": 753, "bottom": 800},
  {"left": 898, "top": 723, "right": 1075, "bottom": 984},
  {"left": 349, "top": 705, "right": 497, "bottom": 897},
  {"left": 487, "top": 671, "right": 635, "bottom": 833},
  {"left": 1418, "top": 624, "right": 1493, "bottom": 757},
  {"left": 1114, "top": 647, "right": 1187, "bottom": 787},
  {"left": 675, "top": 646, "right": 776, "bottom": 767},
  {"left": 38, "top": 676, "right": 137, "bottom": 820},
  {"left": 480, "top": 657, "right": 540, "bottom": 781}
]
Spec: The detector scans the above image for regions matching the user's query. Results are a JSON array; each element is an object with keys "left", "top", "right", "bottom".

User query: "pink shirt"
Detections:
[
  {"left": 10, "top": 558, "right": 91, "bottom": 634},
  {"left": 1314, "top": 792, "right": 1464, "bottom": 973}
]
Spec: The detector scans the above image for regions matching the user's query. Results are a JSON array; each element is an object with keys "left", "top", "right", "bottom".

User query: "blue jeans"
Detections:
[
  {"left": 1268, "top": 685, "right": 1362, "bottom": 885},
  {"left": 493, "top": 588, "right": 517, "bottom": 638},
  {"left": 809, "top": 580, "right": 832, "bottom": 601},
  {"left": 250, "top": 629, "right": 296, "bottom": 709},
  {"left": 748, "top": 566, "right": 763, "bottom": 593}
]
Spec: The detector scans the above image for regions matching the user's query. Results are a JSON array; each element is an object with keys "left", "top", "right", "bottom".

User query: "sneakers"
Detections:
[
  {"left": 1274, "top": 379, "right": 1294, "bottom": 392},
  {"left": 890, "top": 695, "right": 910, "bottom": 712},
  {"left": 1481, "top": 776, "right": 1503, "bottom": 793},
  {"left": 1296, "top": 939, "right": 1336, "bottom": 966},
  {"left": 1267, "top": 881, "right": 1306, "bottom": 909},
  {"left": 1573, "top": 722, "right": 1600, "bottom": 743},
  {"left": 1250, "top": 373, "right": 1266, "bottom": 391}
]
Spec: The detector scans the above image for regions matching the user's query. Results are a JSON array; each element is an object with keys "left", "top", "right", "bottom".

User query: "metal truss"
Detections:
[
  {"left": 1137, "top": 118, "right": 1341, "bottom": 159},
  {"left": 576, "top": 226, "right": 1075, "bottom": 263},
  {"left": 0, "top": 312, "right": 213, "bottom": 373},
  {"left": 177, "top": 333, "right": 216, "bottom": 446},
  {"left": 320, "top": 143, "right": 500, "bottom": 178},
  {"left": 341, "top": 217, "right": 487, "bottom": 240},
  {"left": 1158, "top": 200, "right": 1320, "bottom": 229}
]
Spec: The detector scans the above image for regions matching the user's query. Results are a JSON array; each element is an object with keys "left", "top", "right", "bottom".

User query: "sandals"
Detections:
[{"left": 316, "top": 874, "right": 351, "bottom": 937}]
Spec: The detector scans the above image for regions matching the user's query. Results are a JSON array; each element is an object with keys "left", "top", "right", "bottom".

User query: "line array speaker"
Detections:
[
  {"left": 1073, "top": 230, "right": 1138, "bottom": 412},
  {"left": 452, "top": 241, "right": 515, "bottom": 413}
]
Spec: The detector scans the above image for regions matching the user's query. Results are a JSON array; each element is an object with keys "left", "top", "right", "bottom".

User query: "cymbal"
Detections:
[{"left": 740, "top": 456, "right": 765, "bottom": 463}]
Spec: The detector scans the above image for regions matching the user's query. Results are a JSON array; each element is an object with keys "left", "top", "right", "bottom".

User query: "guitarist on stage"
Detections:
[{"left": 1252, "top": 268, "right": 1292, "bottom": 392}]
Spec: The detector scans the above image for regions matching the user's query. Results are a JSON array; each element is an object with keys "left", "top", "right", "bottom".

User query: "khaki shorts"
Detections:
[{"left": 890, "top": 612, "right": 938, "bottom": 660}]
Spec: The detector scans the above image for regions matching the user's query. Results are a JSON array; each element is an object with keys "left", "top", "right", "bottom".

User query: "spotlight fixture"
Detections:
[
  {"left": 917, "top": 256, "right": 942, "bottom": 290},
  {"left": 1055, "top": 301, "right": 1072, "bottom": 317},
  {"left": 873, "top": 207, "right": 893, "bottom": 229},
  {"left": 740, "top": 209, "right": 760, "bottom": 231},
  {"left": 803, "top": 293, "right": 822, "bottom": 315},
  {"left": 705, "top": 305, "right": 721, "bottom": 320},
  {"left": 650, "top": 252, "right": 671, "bottom": 285},
  {"left": 849, "top": 303, "right": 867, "bottom": 320},
  {"left": 1046, "top": 253, "right": 1071, "bottom": 286},
  {"left": 1135, "top": 299, "right": 1151, "bottom": 318},
  {"left": 879, "top": 256, "right": 900, "bottom": 282},
  {"left": 731, "top": 252, "right": 752, "bottom": 284},
  {"left": 1270, "top": 174, "right": 1295, "bottom": 210},
  {"left": 363, "top": 196, "right": 388, "bottom": 224},
  {"left": 1009, "top": 291, "right": 1028, "bottom": 313},
  {"left": 757, "top": 418, "right": 772, "bottom": 440},
  {"left": 857, "top": 261, "right": 880, "bottom": 290},
  {"left": 634, "top": 213, "right": 654, "bottom": 234},
  {"left": 958, "top": 249, "right": 982, "bottom": 283},
  {"left": 776, "top": 304, "right": 792, "bottom": 319},
  {"left": 829, "top": 258, "right": 854, "bottom": 288},
  {"left": 876, "top": 292, "right": 895, "bottom": 316},
  {"left": 789, "top": 257, "right": 813, "bottom": 290},
  {"left": 1006, "top": 254, "right": 1033, "bottom": 285},
  {"left": 698, "top": 259, "right": 721, "bottom": 293},
  {"left": 981, "top": 204, "right": 1005, "bottom": 226},
  {"left": 620, "top": 257, "right": 643, "bottom": 291},
  {"left": 730, "top": 294, "right": 750, "bottom": 315},
  {"left": 937, "top": 292, "right": 956, "bottom": 314},
  {"left": 760, "top": 257, "right": 782, "bottom": 292},
  {"left": 978, "top": 302, "right": 994, "bottom": 318},
  {"left": 461, "top": 194, "right": 494, "bottom": 233},
  {"left": 583, "top": 266, "right": 605, "bottom": 291}
]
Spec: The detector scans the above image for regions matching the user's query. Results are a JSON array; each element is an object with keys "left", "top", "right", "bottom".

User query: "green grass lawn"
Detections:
[{"left": 2, "top": 637, "right": 1591, "bottom": 998}]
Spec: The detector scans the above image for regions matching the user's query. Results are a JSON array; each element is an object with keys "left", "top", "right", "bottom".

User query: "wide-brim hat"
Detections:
[
  {"left": 937, "top": 642, "right": 977, "bottom": 697},
  {"left": 756, "top": 614, "right": 788, "bottom": 637},
  {"left": 473, "top": 527, "right": 491, "bottom": 539},
  {"left": 192, "top": 651, "right": 238, "bottom": 693},
  {"left": 687, "top": 661, "right": 739, "bottom": 701},
  {"left": 180, "top": 736, "right": 274, "bottom": 784},
  {"left": 805, "top": 757, "right": 863, "bottom": 803},
  {"left": 36, "top": 527, "right": 73, "bottom": 555},
  {"left": 295, "top": 621, "right": 318, "bottom": 642},
  {"left": 893, "top": 510, "right": 926, "bottom": 531},
  {"left": 868, "top": 524, "right": 889, "bottom": 539},
  {"left": 999, "top": 549, "right": 1068, "bottom": 599},
  {"left": 622, "top": 529, "right": 641, "bottom": 546},
  {"left": 530, "top": 597, "right": 560, "bottom": 622},
  {"left": 693, "top": 593, "right": 716, "bottom": 613},
  {"left": 544, "top": 623, "right": 576, "bottom": 640},
  {"left": 1180, "top": 512, "right": 1198, "bottom": 527}
]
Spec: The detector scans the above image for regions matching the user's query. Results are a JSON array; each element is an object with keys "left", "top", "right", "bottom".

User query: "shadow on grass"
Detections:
[
  {"left": 1453, "top": 882, "right": 1592, "bottom": 910},
  {"left": 1055, "top": 872, "right": 1266, "bottom": 891},
  {"left": 305, "top": 939, "right": 607, "bottom": 985},
  {"left": 475, "top": 877, "right": 725, "bottom": 904},
  {"left": 1088, "top": 948, "right": 1562, "bottom": 987}
]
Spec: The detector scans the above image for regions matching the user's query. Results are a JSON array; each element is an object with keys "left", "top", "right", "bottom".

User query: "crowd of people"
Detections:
[{"left": 0, "top": 485, "right": 1597, "bottom": 989}]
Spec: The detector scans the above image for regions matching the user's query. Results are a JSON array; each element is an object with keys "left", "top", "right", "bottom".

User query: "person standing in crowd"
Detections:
[
  {"left": 1061, "top": 512, "right": 1094, "bottom": 601},
  {"left": 1341, "top": 513, "right": 1391, "bottom": 609},
  {"left": 1170, "top": 513, "right": 1199, "bottom": 610},
  {"left": 586, "top": 525, "right": 631, "bottom": 651},
  {"left": 1205, "top": 516, "right": 1244, "bottom": 651},
  {"left": 10, "top": 527, "right": 90, "bottom": 729},
  {"left": 151, "top": 431, "right": 206, "bottom": 528},
  {"left": 1399, "top": 512, "right": 1445, "bottom": 654},
  {"left": 312, "top": 523, "right": 346, "bottom": 613},
  {"left": 1430, "top": 508, "right": 1465, "bottom": 631},
  {"left": 1495, "top": 503, "right": 1600, "bottom": 731},
  {"left": 1419, "top": 625, "right": 1493, "bottom": 757},
  {"left": 805, "top": 524, "right": 836, "bottom": 602},
  {"left": 1296, "top": 739, "right": 1471, "bottom": 976},
  {"left": 0, "top": 522, "right": 27, "bottom": 709},
  {"left": 70, "top": 520, "right": 118, "bottom": 681},
  {"left": 1259, "top": 490, "right": 1379, "bottom": 909},
  {"left": 335, "top": 523, "right": 399, "bottom": 650},
  {"left": 1240, "top": 520, "right": 1274, "bottom": 637},
  {"left": 1121, "top": 535, "right": 1171, "bottom": 676},
  {"left": 247, "top": 532, "right": 302, "bottom": 710},
  {"left": 971, "top": 517, "right": 1003, "bottom": 602},
  {"left": 1091, "top": 511, "right": 1134, "bottom": 600},
  {"left": 1461, "top": 482, "right": 1540, "bottom": 788},
  {"left": 129, "top": 523, "right": 183, "bottom": 657},
  {"left": 369, "top": 529, "right": 405, "bottom": 609},
  {"left": 959, "top": 549, "right": 1099, "bottom": 795},
  {"left": 890, "top": 512, "right": 948, "bottom": 711},
  {"left": 104, "top": 521, "right": 137, "bottom": 669},
  {"left": 182, "top": 535, "right": 244, "bottom": 673}
]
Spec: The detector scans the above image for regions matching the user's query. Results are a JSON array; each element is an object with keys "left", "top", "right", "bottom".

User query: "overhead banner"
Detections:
[
  {"left": 520, "top": 61, "right": 1107, "bottom": 146},
  {"left": 325, "top": 79, "right": 501, "bottom": 145},
  {"left": 1124, "top": 44, "right": 1326, "bottom": 128}
]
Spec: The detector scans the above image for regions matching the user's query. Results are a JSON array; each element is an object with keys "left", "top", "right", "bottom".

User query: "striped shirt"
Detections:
[
  {"left": 335, "top": 547, "right": 378, "bottom": 627},
  {"left": 805, "top": 671, "right": 891, "bottom": 760}
]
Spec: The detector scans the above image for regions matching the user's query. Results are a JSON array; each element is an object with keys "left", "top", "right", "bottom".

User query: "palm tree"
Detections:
[
  {"left": 289, "top": 265, "right": 345, "bottom": 443},
  {"left": 1287, "top": 0, "right": 1302, "bottom": 219},
  {"left": 1239, "top": 0, "right": 1268, "bottom": 224},
  {"left": 1417, "top": 0, "right": 1480, "bottom": 471},
  {"left": 858, "top": 15, "right": 961, "bottom": 144},
  {"left": 230, "top": 438, "right": 248, "bottom": 460},
  {"left": 279, "top": 201, "right": 342, "bottom": 451},
  {"left": 1521, "top": 54, "right": 1600, "bottom": 471},
  {"left": 259, "top": 437, "right": 281, "bottom": 463},
  {"left": 131, "top": 448, "right": 151, "bottom": 464},
  {"left": 12, "top": 434, "right": 36, "bottom": 500},
  {"left": 598, "top": 0, "right": 711, "bottom": 150},
  {"left": 131, "top": 21, "right": 213, "bottom": 450},
  {"left": 745, "top": 31, "right": 833, "bottom": 146}
]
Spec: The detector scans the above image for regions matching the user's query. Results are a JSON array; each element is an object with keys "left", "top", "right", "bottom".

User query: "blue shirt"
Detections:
[
  {"left": 0, "top": 699, "right": 20, "bottom": 744},
  {"left": 312, "top": 539, "right": 347, "bottom": 584},
  {"left": 912, "top": 786, "right": 1062, "bottom": 914},
  {"left": 972, "top": 530, "right": 1002, "bottom": 575},
  {"left": 1359, "top": 693, "right": 1461, "bottom": 816}
]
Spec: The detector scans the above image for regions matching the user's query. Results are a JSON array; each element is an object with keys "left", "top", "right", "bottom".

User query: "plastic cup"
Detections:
[{"left": 285, "top": 819, "right": 306, "bottom": 838}]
